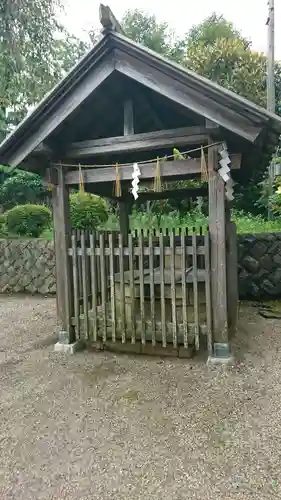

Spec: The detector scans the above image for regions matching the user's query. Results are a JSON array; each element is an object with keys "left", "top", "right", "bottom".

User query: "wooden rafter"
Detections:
[{"left": 65, "top": 126, "right": 210, "bottom": 158}]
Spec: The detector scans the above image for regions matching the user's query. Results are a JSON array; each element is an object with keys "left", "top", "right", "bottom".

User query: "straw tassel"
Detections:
[
  {"left": 153, "top": 157, "right": 162, "bottom": 192},
  {"left": 200, "top": 146, "right": 208, "bottom": 182},
  {"left": 115, "top": 162, "right": 122, "bottom": 197},
  {"left": 79, "top": 164, "right": 85, "bottom": 193}
]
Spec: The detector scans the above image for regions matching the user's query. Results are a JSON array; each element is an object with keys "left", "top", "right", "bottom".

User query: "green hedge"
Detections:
[
  {"left": 70, "top": 192, "right": 108, "bottom": 230},
  {"left": 6, "top": 204, "right": 51, "bottom": 237}
]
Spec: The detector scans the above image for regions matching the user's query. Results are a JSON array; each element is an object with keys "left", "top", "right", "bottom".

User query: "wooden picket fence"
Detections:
[{"left": 68, "top": 228, "right": 212, "bottom": 356}]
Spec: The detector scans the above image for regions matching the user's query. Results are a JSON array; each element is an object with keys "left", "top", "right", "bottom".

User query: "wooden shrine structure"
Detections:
[{"left": 0, "top": 5, "right": 281, "bottom": 360}]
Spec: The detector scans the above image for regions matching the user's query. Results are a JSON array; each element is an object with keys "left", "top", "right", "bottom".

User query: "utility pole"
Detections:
[
  {"left": 267, "top": 0, "right": 275, "bottom": 112},
  {"left": 267, "top": 0, "right": 275, "bottom": 219}
]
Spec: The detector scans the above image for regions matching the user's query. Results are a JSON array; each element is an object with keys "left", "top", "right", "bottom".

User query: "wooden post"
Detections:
[
  {"left": 119, "top": 199, "right": 131, "bottom": 241},
  {"left": 208, "top": 142, "right": 229, "bottom": 357},
  {"left": 226, "top": 209, "right": 238, "bottom": 337},
  {"left": 119, "top": 99, "right": 134, "bottom": 241},
  {"left": 123, "top": 99, "right": 134, "bottom": 136},
  {"left": 52, "top": 165, "right": 74, "bottom": 343}
]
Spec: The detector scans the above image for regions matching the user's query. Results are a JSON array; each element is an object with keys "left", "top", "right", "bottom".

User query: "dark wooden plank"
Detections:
[
  {"left": 108, "top": 232, "right": 116, "bottom": 343},
  {"left": 66, "top": 126, "right": 209, "bottom": 158},
  {"left": 118, "top": 233, "right": 126, "bottom": 343},
  {"left": 148, "top": 230, "right": 156, "bottom": 346},
  {"left": 52, "top": 165, "right": 74, "bottom": 341},
  {"left": 204, "top": 231, "right": 212, "bottom": 356},
  {"left": 114, "top": 49, "right": 262, "bottom": 143},
  {"left": 159, "top": 231, "right": 166, "bottom": 347},
  {"left": 123, "top": 99, "right": 134, "bottom": 135},
  {"left": 181, "top": 228, "right": 188, "bottom": 348},
  {"left": 81, "top": 230, "right": 89, "bottom": 339},
  {"left": 138, "top": 231, "right": 146, "bottom": 345},
  {"left": 192, "top": 230, "right": 200, "bottom": 350},
  {"left": 170, "top": 230, "right": 177, "bottom": 348},
  {"left": 99, "top": 232, "right": 107, "bottom": 342},
  {"left": 89, "top": 233, "right": 98, "bottom": 342},
  {"left": 128, "top": 232, "right": 136, "bottom": 344},
  {"left": 71, "top": 232, "right": 80, "bottom": 339}
]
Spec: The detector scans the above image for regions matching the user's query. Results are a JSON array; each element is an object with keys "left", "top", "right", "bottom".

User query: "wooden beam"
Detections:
[
  {"left": 66, "top": 126, "right": 210, "bottom": 158},
  {"left": 134, "top": 187, "right": 208, "bottom": 202},
  {"left": 64, "top": 154, "right": 241, "bottom": 185},
  {"left": 123, "top": 99, "right": 134, "bottom": 135},
  {"left": 99, "top": 4, "right": 124, "bottom": 34},
  {"left": 114, "top": 50, "right": 262, "bottom": 143}
]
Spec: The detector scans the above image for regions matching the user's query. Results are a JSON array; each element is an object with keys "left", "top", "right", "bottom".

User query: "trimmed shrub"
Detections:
[
  {"left": 6, "top": 204, "right": 51, "bottom": 237},
  {"left": 0, "top": 213, "right": 7, "bottom": 235},
  {"left": 70, "top": 192, "right": 108, "bottom": 230}
]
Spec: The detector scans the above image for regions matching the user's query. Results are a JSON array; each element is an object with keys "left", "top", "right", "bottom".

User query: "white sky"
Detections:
[{"left": 62, "top": 0, "right": 281, "bottom": 59}]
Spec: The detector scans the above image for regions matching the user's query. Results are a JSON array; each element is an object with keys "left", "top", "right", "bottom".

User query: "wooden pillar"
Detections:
[
  {"left": 119, "top": 99, "right": 134, "bottom": 240},
  {"left": 208, "top": 143, "right": 229, "bottom": 356},
  {"left": 226, "top": 205, "right": 238, "bottom": 337},
  {"left": 119, "top": 199, "right": 131, "bottom": 239},
  {"left": 52, "top": 165, "right": 74, "bottom": 343}
]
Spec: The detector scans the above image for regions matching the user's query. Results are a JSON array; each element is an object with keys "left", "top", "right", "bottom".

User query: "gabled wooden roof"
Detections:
[{"left": 1, "top": 26, "right": 281, "bottom": 168}]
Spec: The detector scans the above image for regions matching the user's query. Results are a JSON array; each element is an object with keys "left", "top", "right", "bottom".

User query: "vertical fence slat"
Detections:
[
  {"left": 128, "top": 232, "right": 136, "bottom": 344},
  {"left": 148, "top": 230, "right": 156, "bottom": 346},
  {"left": 192, "top": 229, "right": 200, "bottom": 351},
  {"left": 119, "top": 232, "right": 126, "bottom": 344},
  {"left": 109, "top": 232, "right": 116, "bottom": 343},
  {"left": 90, "top": 233, "right": 97, "bottom": 342},
  {"left": 139, "top": 230, "right": 146, "bottom": 344},
  {"left": 204, "top": 231, "right": 212, "bottom": 356},
  {"left": 159, "top": 231, "right": 166, "bottom": 347},
  {"left": 71, "top": 232, "right": 80, "bottom": 339},
  {"left": 170, "top": 230, "right": 177, "bottom": 348},
  {"left": 81, "top": 230, "right": 89, "bottom": 339},
  {"left": 99, "top": 232, "right": 107, "bottom": 342},
  {"left": 181, "top": 228, "right": 188, "bottom": 348}
]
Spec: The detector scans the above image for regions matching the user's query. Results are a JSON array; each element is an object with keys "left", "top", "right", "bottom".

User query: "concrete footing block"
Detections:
[
  {"left": 206, "top": 355, "right": 234, "bottom": 367},
  {"left": 54, "top": 339, "right": 85, "bottom": 354}
]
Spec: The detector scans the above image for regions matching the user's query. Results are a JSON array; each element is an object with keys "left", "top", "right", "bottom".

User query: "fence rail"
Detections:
[{"left": 68, "top": 228, "right": 212, "bottom": 355}]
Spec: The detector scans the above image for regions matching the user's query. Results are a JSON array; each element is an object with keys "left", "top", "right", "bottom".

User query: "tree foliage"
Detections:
[
  {"left": 186, "top": 38, "right": 267, "bottom": 107},
  {"left": 0, "top": 0, "right": 89, "bottom": 139},
  {"left": 186, "top": 13, "right": 250, "bottom": 49},
  {"left": 0, "top": 169, "right": 48, "bottom": 210},
  {"left": 121, "top": 9, "right": 186, "bottom": 63}
]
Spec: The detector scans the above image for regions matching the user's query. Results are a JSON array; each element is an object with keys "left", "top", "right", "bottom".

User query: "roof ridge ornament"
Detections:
[{"left": 99, "top": 4, "right": 124, "bottom": 34}]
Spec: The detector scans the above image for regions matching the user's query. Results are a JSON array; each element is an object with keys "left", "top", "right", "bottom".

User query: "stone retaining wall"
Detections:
[
  {"left": 1, "top": 234, "right": 281, "bottom": 299},
  {"left": 238, "top": 233, "right": 281, "bottom": 299},
  {"left": 0, "top": 239, "right": 56, "bottom": 295}
]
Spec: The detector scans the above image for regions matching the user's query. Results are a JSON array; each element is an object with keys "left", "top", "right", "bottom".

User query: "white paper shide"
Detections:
[{"left": 131, "top": 162, "right": 141, "bottom": 200}]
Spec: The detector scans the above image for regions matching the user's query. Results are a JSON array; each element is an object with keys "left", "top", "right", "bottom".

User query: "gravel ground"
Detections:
[{"left": 0, "top": 296, "right": 281, "bottom": 499}]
